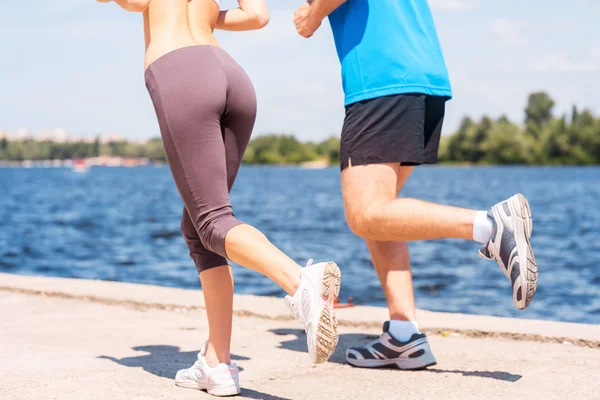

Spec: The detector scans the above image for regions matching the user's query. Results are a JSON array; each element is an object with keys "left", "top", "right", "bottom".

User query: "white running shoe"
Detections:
[
  {"left": 174, "top": 341, "right": 240, "bottom": 397},
  {"left": 479, "top": 193, "right": 538, "bottom": 309},
  {"left": 285, "top": 259, "right": 341, "bottom": 364}
]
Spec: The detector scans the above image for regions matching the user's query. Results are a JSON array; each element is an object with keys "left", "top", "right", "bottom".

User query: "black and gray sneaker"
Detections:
[
  {"left": 345, "top": 322, "right": 437, "bottom": 369},
  {"left": 480, "top": 193, "right": 538, "bottom": 310}
]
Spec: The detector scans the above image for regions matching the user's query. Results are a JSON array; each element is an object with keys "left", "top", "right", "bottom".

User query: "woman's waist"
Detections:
[{"left": 144, "top": 31, "right": 219, "bottom": 71}]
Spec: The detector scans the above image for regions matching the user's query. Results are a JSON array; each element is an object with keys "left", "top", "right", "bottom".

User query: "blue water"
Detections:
[{"left": 0, "top": 166, "right": 599, "bottom": 324}]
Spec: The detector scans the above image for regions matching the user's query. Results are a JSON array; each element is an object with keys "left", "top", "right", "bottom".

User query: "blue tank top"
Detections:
[{"left": 329, "top": 0, "right": 452, "bottom": 106}]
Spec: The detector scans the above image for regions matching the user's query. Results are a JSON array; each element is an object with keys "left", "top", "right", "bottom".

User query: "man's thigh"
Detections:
[
  {"left": 340, "top": 163, "right": 414, "bottom": 217},
  {"left": 357, "top": 165, "right": 414, "bottom": 266},
  {"left": 341, "top": 163, "right": 399, "bottom": 219}
]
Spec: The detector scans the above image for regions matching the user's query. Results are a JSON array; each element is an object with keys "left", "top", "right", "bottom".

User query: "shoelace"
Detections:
[{"left": 288, "top": 298, "right": 304, "bottom": 326}]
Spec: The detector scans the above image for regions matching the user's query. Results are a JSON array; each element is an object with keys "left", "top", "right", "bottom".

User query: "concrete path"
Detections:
[{"left": 1, "top": 274, "right": 598, "bottom": 400}]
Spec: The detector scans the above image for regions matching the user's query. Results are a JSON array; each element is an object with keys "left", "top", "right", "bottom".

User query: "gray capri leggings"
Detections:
[{"left": 145, "top": 45, "right": 256, "bottom": 273}]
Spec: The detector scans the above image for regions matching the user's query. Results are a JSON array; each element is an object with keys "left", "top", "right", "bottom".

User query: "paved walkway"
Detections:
[{"left": 1, "top": 274, "right": 598, "bottom": 399}]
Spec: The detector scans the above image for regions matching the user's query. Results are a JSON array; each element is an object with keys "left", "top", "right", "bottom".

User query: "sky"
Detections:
[{"left": 1, "top": 0, "right": 599, "bottom": 141}]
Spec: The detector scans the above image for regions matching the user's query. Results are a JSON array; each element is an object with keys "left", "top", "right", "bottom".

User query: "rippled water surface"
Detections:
[{"left": 1, "top": 166, "right": 599, "bottom": 324}]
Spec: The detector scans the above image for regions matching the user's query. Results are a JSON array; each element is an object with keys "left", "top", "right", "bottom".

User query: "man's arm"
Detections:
[
  {"left": 294, "top": 0, "right": 346, "bottom": 38},
  {"left": 307, "top": 0, "right": 347, "bottom": 22},
  {"left": 216, "top": 0, "right": 269, "bottom": 31}
]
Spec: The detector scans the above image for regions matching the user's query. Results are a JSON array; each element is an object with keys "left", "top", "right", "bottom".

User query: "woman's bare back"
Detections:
[{"left": 143, "top": 0, "right": 220, "bottom": 70}]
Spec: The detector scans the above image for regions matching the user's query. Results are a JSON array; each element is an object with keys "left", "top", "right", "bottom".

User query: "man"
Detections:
[{"left": 294, "top": 0, "right": 538, "bottom": 370}]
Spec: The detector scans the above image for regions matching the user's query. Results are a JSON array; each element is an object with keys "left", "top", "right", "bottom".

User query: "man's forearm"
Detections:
[{"left": 309, "top": 0, "right": 347, "bottom": 21}]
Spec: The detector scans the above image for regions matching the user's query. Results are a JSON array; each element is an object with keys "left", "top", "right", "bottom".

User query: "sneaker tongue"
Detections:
[{"left": 382, "top": 321, "right": 390, "bottom": 333}]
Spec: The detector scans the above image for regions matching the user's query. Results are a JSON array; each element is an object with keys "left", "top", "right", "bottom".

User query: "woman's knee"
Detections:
[
  {"left": 197, "top": 211, "right": 244, "bottom": 258},
  {"left": 181, "top": 213, "right": 199, "bottom": 246}
]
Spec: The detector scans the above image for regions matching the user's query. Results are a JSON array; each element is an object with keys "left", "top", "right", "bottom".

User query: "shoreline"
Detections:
[
  {"left": 1, "top": 272, "right": 598, "bottom": 348},
  {"left": 2, "top": 160, "right": 600, "bottom": 168}
]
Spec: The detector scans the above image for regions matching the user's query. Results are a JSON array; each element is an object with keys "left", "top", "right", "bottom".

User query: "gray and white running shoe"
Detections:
[
  {"left": 345, "top": 322, "right": 437, "bottom": 370},
  {"left": 479, "top": 193, "right": 538, "bottom": 309}
]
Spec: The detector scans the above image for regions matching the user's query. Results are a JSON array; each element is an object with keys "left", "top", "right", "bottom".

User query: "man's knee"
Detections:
[
  {"left": 341, "top": 163, "right": 400, "bottom": 238},
  {"left": 345, "top": 204, "right": 377, "bottom": 238}
]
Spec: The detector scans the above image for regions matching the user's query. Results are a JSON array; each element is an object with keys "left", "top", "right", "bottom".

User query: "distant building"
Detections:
[
  {"left": 36, "top": 128, "right": 70, "bottom": 143},
  {"left": 15, "top": 128, "right": 32, "bottom": 141},
  {"left": 52, "top": 128, "right": 69, "bottom": 143}
]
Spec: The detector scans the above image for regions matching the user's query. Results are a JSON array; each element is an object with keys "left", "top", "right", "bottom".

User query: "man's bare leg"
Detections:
[
  {"left": 344, "top": 164, "right": 447, "bottom": 368},
  {"left": 366, "top": 239, "right": 416, "bottom": 321},
  {"left": 365, "top": 166, "right": 417, "bottom": 323},
  {"left": 342, "top": 163, "right": 476, "bottom": 242},
  {"left": 344, "top": 162, "right": 538, "bottom": 369}
]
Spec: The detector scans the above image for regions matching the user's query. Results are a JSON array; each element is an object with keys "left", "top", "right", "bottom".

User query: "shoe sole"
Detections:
[
  {"left": 314, "top": 262, "right": 341, "bottom": 364},
  {"left": 510, "top": 194, "right": 538, "bottom": 309},
  {"left": 175, "top": 381, "right": 240, "bottom": 397},
  {"left": 347, "top": 357, "right": 437, "bottom": 370}
]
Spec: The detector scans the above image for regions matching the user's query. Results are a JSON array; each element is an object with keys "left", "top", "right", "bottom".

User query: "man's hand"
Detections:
[{"left": 294, "top": 2, "right": 321, "bottom": 38}]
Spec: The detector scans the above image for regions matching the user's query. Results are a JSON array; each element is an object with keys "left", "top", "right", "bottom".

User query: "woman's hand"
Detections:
[
  {"left": 216, "top": 0, "right": 269, "bottom": 31},
  {"left": 98, "top": 0, "right": 150, "bottom": 12}
]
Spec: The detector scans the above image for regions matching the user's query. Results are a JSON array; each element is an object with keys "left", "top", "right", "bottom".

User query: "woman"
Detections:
[{"left": 98, "top": 0, "right": 341, "bottom": 396}]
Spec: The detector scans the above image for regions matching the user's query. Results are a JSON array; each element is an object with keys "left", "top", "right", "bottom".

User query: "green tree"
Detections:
[
  {"left": 482, "top": 119, "right": 524, "bottom": 164},
  {"left": 525, "top": 92, "right": 555, "bottom": 126},
  {"left": 524, "top": 92, "right": 555, "bottom": 144},
  {"left": 315, "top": 137, "right": 341, "bottom": 164},
  {"left": 93, "top": 137, "right": 100, "bottom": 157}
]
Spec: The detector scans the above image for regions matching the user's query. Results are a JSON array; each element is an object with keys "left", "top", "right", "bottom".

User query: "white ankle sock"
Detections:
[
  {"left": 473, "top": 211, "right": 493, "bottom": 244},
  {"left": 388, "top": 320, "right": 420, "bottom": 342}
]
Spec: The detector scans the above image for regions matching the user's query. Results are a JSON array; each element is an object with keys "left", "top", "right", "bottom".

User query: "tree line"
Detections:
[
  {"left": 1, "top": 92, "right": 599, "bottom": 165},
  {"left": 438, "top": 92, "right": 600, "bottom": 165},
  {"left": 0, "top": 137, "right": 168, "bottom": 163}
]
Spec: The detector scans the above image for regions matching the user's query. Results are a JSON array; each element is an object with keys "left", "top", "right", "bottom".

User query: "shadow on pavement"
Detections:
[
  {"left": 269, "top": 328, "right": 368, "bottom": 365},
  {"left": 98, "top": 345, "right": 250, "bottom": 379},
  {"left": 426, "top": 368, "right": 522, "bottom": 382},
  {"left": 240, "top": 388, "right": 292, "bottom": 400},
  {"left": 269, "top": 328, "right": 522, "bottom": 383},
  {"left": 99, "top": 345, "right": 291, "bottom": 400}
]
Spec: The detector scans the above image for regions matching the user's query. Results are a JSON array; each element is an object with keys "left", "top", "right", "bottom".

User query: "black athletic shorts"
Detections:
[{"left": 339, "top": 93, "right": 449, "bottom": 170}]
